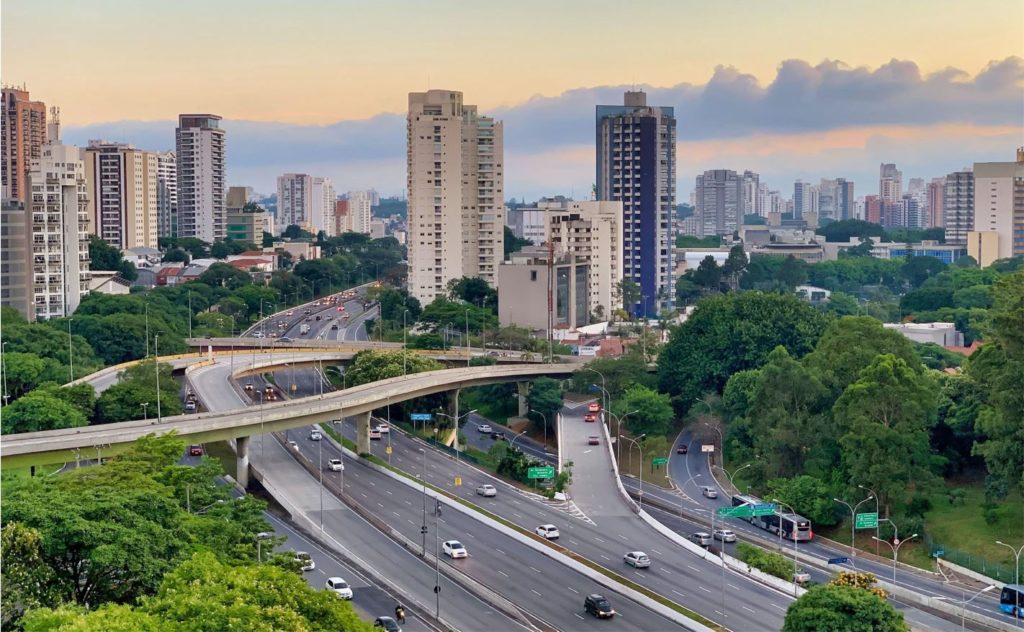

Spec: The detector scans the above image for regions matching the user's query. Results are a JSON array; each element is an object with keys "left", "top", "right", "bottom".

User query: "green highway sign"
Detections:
[
  {"left": 652, "top": 457, "right": 669, "bottom": 466},
  {"left": 855, "top": 512, "right": 878, "bottom": 529},
  {"left": 527, "top": 466, "right": 555, "bottom": 479},
  {"left": 716, "top": 503, "right": 776, "bottom": 519}
]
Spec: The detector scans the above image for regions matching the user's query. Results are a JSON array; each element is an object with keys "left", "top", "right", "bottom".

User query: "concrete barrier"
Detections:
[
  {"left": 597, "top": 415, "right": 640, "bottom": 513},
  {"left": 937, "top": 558, "right": 1006, "bottom": 590}
]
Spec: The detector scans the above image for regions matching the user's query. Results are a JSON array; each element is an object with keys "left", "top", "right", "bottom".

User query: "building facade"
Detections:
[
  {"left": 1, "top": 87, "right": 47, "bottom": 204},
  {"left": 155, "top": 150, "right": 177, "bottom": 238},
  {"left": 225, "top": 186, "right": 267, "bottom": 242},
  {"left": 1, "top": 199, "right": 32, "bottom": 317},
  {"left": 943, "top": 170, "right": 974, "bottom": 245},
  {"left": 82, "top": 140, "right": 159, "bottom": 249},
  {"left": 545, "top": 199, "right": 623, "bottom": 320},
  {"left": 971, "top": 149, "right": 1024, "bottom": 261},
  {"left": 175, "top": 114, "right": 225, "bottom": 242},
  {"left": 596, "top": 91, "right": 675, "bottom": 316},
  {"left": 879, "top": 163, "right": 902, "bottom": 205},
  {"left": 696, "top": 169, "right": 742, "bottom": 238},
  {"left": 927, "top": 177, "right": 945, "bottom": 229},
  {"left": 406, "top": 90, "right": 504, "bottom": 305},
  {"left": 347, "top": 190, "right": 373, "bottom": 234},
  {"left": 497, "top": 251, "right": 589, "bottom": 332}
]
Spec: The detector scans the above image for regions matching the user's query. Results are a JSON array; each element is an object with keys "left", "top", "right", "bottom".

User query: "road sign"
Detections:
[
  {"left": 410, "top": 413, "right": 433, "bottom": 421},
  {"left": 716, "top": 503, "right": 776, "bottom": 518},
  {"left": 527, "top": 466, "right": 555, "bottom": 479},
  {"left": 701, "top": 444, "right": 715, "bottom": 453},
  {"left": 828, "top": 556, "right": 850, "bottom": 565},
  {"left": 652, "top": 457, "right": 668, "bottom": 466},
  {"left": 854, "top": 512, "right": 878, "bottom": 529}
]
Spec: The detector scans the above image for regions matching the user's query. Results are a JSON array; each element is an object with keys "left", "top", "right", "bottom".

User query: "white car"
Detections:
[
  {"left": 327, "top": 458, "right": 343, "bottom": 472},
  {"left": 252, "top": 331, "right": 266, "bottom": 339},
  {"left": 442, "top": 540, "right": 468, "bottom": 559},
  {"left": 536, "top": 524, "right": 560, "bottom": 540},
  {"left": 326, "top": 576, "right": 353, "bottom": 599},
  {"left": 713, "top": 528, "right": 737, "bottom": 543},
  {"left": 477, "top": 424, "right": 493, "bottom": 433},
  {"left": 476, "top": 484, "right": 497, "bottom": 497},
  {"left": 294, "top": 551, "right": 315, "bottom": 571},
  {"left": 623, "top": 551, "right": 651, "bottom": 568},
  {"left": 375, "top": 423, "right": 390, "bottom": 434},
  {"left": 309, "top": 430, "right": 323, "bottom": 441}
]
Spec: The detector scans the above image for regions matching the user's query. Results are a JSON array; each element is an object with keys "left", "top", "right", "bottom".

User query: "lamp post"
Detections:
[
  {"left": 859, "top": 484, "right": 881, "bottom": 555},
  {"left": 529, "top": 408, "right": 549, "bottom": 451},
  {"left": 508, "top": 429, "right": 529, "bottom": 452},
  {"left": 773, "top": 498, "right": 801, "bottom": 595},
  {"left": 585, "top": 367, "right": 608, "bottom": 412},
  {"left": 67, "top": 318, "right": 74, "bottom": 382},
  {"left": 257, "top": 390, "right": 265, "bottom": 460},
  {"left": 872, "top": 520, "right": 917, "bottom": 583},
  {"left": 834, "top": 494, "right": 874, "bottom": 558},
  {"left": 318, "top": 430, "right": 324, "bottom": 531},
  {"left": 436, "top": 410, "right": 477, "bottom": 470},
  {"left": 188, "top": 290, "right": 193, "bottom": 339},
  {"left": 141, "top": 402, "right": 149, "bottom": 421},
  {"left": 465, "top": 308, "right": 470, "bottom": 367},
  {"left": 420, "top": 445, "right": 429, "bottom": 556},
  {"left": 1, "top": 341, "right": 9, "bottom": 407},
  {"left": 605, "top": 409, "right": 639, "bottom": 465},
  {"left": 937, "top": 585, "right": 997, "bottom": 632},
  {"left": 255, "top": 531, "right": 272, "bottom": 564},
  {"left": 402, "top": 309, "right": 408, "bottom": 375},
  {"left": 619, "top": 434, "right": 646, "bottom": 511},
  {"left": 996, "top": 541, "right": 1023, "bottom": 622},
  {"left": 154, "top": 335, "right": 162, "bottom": 422},
  {"left": 718, "top": 462, "right": 752, "bottom": 497}
]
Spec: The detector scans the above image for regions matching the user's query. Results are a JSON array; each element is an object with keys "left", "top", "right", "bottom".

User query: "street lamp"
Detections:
[
  {"left": 529, "top": 408, "right": 549, "bottom": 451},
  {"left": 996, "top": 541, "right": 1023, "bottom": 622},
  {"left": 154, "top": 335, "right": 162, "bottom": 422},
  {"left": 872, "top": 520, "right": 917, "bottom": 583},
  {"left": 859, "top": 484, "right": 881, "bottom": 555},
  {"left": 255, "top": 531, "right": 273, "bottom": 564},
  {"left": 402, "top": 309, "right": 409, "bottom": 376},
  {"left": 1, "top": 341, "right": 9, "bottom": 407},
  {"left": 772, "top": 498, "right": 801, "bottom": 595},
  {"left": 67, "top": 318, "right": 74, "bottom": 382},
  {"left": 508, "top": 429, "right": 529, "bottom": 452},
  {"left": 420, "top": 445, "right": 429, "bottom": 556},
  {"left": 834, "top": 494, "right": 874, "bottom": 558},
  {"left": 605, "top": 409, "right": 639, "bottom": 465},
  {"left": 436, "top": 409, "right": 477, "bottom": 468},
  {"left": 141, "top": 402, "right": 150, "bottom": 421},
  {"left": 586, "top": 368, "right": 608, "bottom": 413},
  {"left": 718, "top": 462, "right": 752, "bottom": 496},
  {"left": 937, "top": 585, "right": 997, "bottom": 632},
  {"left": 619, "top": 434, "right": 646, "bottom": 512}
]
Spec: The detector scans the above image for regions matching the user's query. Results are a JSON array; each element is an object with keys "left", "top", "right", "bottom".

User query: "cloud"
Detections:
[{"left": 61, "top": 57, "right": 1024, "bottom": 198}]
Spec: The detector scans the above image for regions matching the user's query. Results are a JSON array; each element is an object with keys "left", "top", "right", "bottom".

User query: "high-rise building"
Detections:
[
  {"left": 596, "top": 91, "right": 675, "bottom": 316},
  {"left": 225, "top": 186, "right": 267, "bottom": 243},
  {"left": 817, "top": 179, "right": 838, "bottom": 220},
  {"left": 865, "top": 195, "right": 883, "bottom": 224},
  {"left": 2, "top": 87, "right": 47, "bottom": 204},
  {"left": 907, "top": 177, "right": 925, "bottom": 196},
  {"left": 545, "top": 199, "right": 623, "bottom": 320},
  {"left": 943, "top": 170, "right": 974, "bottom": 244},
  {"left": 27, "top": 109, "right": 90, "bottom": 320},
  {"left": 407, "top": 90, "right": 504, "bottom": 305},
  {"left": 970, "top": 149, "right": 1024, "bottom": 261},
  {"left": 311, "top": 177, "right": 335, "bottom": 236},
  {"left": 926, "top": 177, "right": 945, "bottom": 229},
  {"left": 155, "top": 150, "right": 177, "bottom": 238},
  {"left": 277, "top": 173, "right": 310, "bottom": 232},
  {"left": 741, "top": 171, "right": 760, "bottom": 216},
  {"left": 1, "top": 199, "right": 32, "bottom": 317},
  {"left": 334, "top": 199, "right": 350, "bottom": 234},
  {"left": 82, "top": 140, "right": 159, "bottom": 249},
  {"left": 879, "top": 163, "right": 903, "bottom": 205},
  {"left": 507, "top": 197, "right": 566, "bottom": 245},
  {"left": 696, "top": 170, "right": 742, "bottom": 238},
  {"left": 347, "top": 190, "right": 373, "bottom": 235},
  {"left": 899, "top": 194, "right": 922, "bottom": 229},
  {"left": 176, "top": 114, "right": 225, "bottom": 242},
  {"left": 793, "top": 180, "right": 814, "bottom": 219},
  {"left": 836, "top": 178, "right": 855, "bottom": 220}
]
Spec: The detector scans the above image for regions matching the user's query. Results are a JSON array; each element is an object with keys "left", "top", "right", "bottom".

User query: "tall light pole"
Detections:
[
  {"left": 619, "top": 434, "right": 646, "bottom": 511},
  {"left": 465, "top": 308, "right": 470, "bottom": 367},
  {"left": 318, "top": 432, "right": 324, "bottom": 531},
  {"left": 529, "top": 408, "right": 549, "bottom": 451},
  {"left": 872, "top": 520, "right": 917, "bottom": 583},
  {"left": 938, "top": 585, "right": 997, "bottom": 632},
  {"left": 154, "top": 335, "right": 162, "bottom": 422},
  {"left": 188, "top": 290, "right": 193, "bottom": 339},
  {"left": 773, "top": 498, "right": 801, "bottom": 595},
  {"left": 585, "top": 367, "right": 607, "bottom": 413},
  {"left": 67, "top": 318, "right": 74, "bottom": 382},
  {"left": 834, "top": 494, "right": 874, "bottom": 557},
  {"left": 606, "top": 409, "right": 639, "bottom": 465},
  {"left": 141, "top": 402, "right": 149, "bottom": 421},
  {"left": 420, "top": 446, "right": 428, "bottom": 556},
  {"left": 996, "top": 540, "right": 1023, "bottom": 622},
  {"left": 402, "top": 309, "right": 408, "bottom": 376},
  {"left": 859, "top": 484, "right": 881, "bottom": 555},
  {"left": 508, "top": 429, "right": 529, "bottom": 452},
  {"left": 145, "top": 303, "right": 150, "bottom": 357},
  {"left": 436, "top": 410, "right": 477, "bottom": 470},
  {"left": 1, "top": 341, "right": 9, "bottom": 406}
]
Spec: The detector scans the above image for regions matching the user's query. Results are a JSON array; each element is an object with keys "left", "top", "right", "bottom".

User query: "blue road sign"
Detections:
[
  {"left": 410, "top": 413, "right": 433, "bottom": 421},
  {"left": 827, "top": 556, "right": 850, "bottom": 565}
]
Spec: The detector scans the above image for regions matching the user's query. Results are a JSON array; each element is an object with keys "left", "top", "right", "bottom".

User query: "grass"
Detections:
[
  {"left": 1, "top": 463, "right": 62, "bottom": 482},
  {"left": 923, "top": 480, "right": 1023, "bottom": 572}
]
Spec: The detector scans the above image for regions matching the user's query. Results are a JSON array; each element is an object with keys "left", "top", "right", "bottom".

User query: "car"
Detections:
[
  {"left": 373, "top": 616, "right": 402, "bottom": 632},
  {"left": 587, "top": 436, "right": 600, "bottom": 445},
  {"left": 184, "top": 400, "right": 197, "bottom": 411},
  {"left": 442, "top": 540, "right": 467, "bottom": 559},
  {"left": 244, "top": 383, "right": 254, "bottom": 391},
  {"left": 676, "top": 444, "right": 688, "bottom": 454},
  {"left": 476, "top": 484, "right": 497, "bottom": 497},
  {"left": 325, "top": 577, "right": 353, "bottom": 599},
  {"left": 794, "top": 570, "right": 811, "bottom": 585},
  {"left": 285, "top": 310, "right": 294, "bottom": 316},
  {"left": 331, "top": 324, "right": 339, "bottom": 330},
  {"left": 588, "top": 402, "right": 601, "bottom": 413},
  {"left": 268, "top": 332, "right": 277, "bottom": 338},
  {"left": 536, "top": 524, "right": 560, "bottom": 539},
  {"left": 701, "top": 486, "right": 719, "bottom": 499},
  {"left": 490, "top": 431, "right": 505, "bottom": 441},
  {"left": 713, "top": 528, "right": 737, "bottom": 543},
  {"left": 623, "top": 551, "right": 651, "bottom": 568},
  {"left": 309, "top": 429, "right": 323, "bottom": 441},
  {"left": 584, "top": 413, "right": 596, "bottom": 423},
  {"left": 369, "top": 428, "right": 382, "bottom": 440},
  {"left": 279, "top": 336, "right": 293, "bottom": 343},
  {"left": 327, "top": 458, "right": 344, "bottom": 471},
  {"left": 375, "top": 423, "right": 390, "bottom": 434},
  {"left": 690, "top": 532, "right": 712, "bottom": 547},
  {"left": 252, "top": 331, "right": 266, "bottom": 338},
  {"left": 303, "top": 309, "right": 312, "bottom": 315},
  {"left": 337, "top": 306, "right": 345, "bottom": 312},
  {"left": 477, "top": 423, "right": 493, "bottom": 433},
  {"left": 584, "top": 594, "right": 615, "bottom": 619},
  {"left": 294, "top": 551, "right": 315, "bottom": 571},
  {"left": 188, "top": 444, "right": 203, "bottom": 456},
  {"left": 288, "top": 440, "right": 299, "bottom": 451}
]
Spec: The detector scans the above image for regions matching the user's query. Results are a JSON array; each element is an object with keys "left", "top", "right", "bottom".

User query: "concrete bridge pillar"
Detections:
[
  {"left": 236, "top": 435, "right": 250, "bottom": 489},
  {"left": 356, "top": 411, "right": 372, "bottom": 455},
  {"left": 449, "top": 388, "right": 460, "bottom": 420},
  {"left": 517, "top": 381, "right": 529, "bottom": 417}
]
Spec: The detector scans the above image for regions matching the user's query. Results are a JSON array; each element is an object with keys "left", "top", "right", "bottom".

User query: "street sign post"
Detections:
[
  {"left": 701, "top": 444, "right": 715, "bottom": 453},
  {"left": 716, "top": 503, "right": 776, "bottom": 519},
  {"left": 527, "top": 466, "right": 555, "bottom": 479},
  {"left": 854, "top": 512, "right": 878, "bottom": 529},
  {"left": 410, "top": 413, "right": 433, "bottom": 421},
  {"left": 652, "top": 457, "right": 668, "bottom": 466}
]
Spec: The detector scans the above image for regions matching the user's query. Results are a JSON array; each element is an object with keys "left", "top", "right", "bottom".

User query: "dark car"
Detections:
[
  {"left": 584, "top": 594, "right": 615, "bottom": 619},
  {"left": 373, "top": 616, "right": 401, "bottom": 632},
  {"left": 279, "top": 336, "right": 293, "bottom": 343},
  {"left": 676, "top": 444, "right": 688, "bottom": 454},
  {"left": 188, "top": 444, "right": 203, "bottom": 456},
  {"left": 490, "top": 431, "right": 506, "bottom": 441}
]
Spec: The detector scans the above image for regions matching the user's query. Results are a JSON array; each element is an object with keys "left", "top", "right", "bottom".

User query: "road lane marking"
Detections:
[
  {"left": 742, "top": 606, "right": 756, "bottom": 614},
  {"left": 651, "top": 549, "right": 662, "bottom": 555},
  {"left": 529, "top": 566, "right": 542, "bottom": 573},
  {"left": 574, "top": 614, "right": 584, "bottom": 620},
  {"left": 567, "top": 587, "right": 579, "bottom": 594},
  {"left": 698, "top": 586, "right": 712, "bottom": 594},
  {"left": 531, "top": 589, "right": 542, "bottom": 596},
  {"left": 594, "top": 537, "right": 606, "bottom": 543},
  {"left": 728, "top": 583, "right": 740, "bottom": 590},
  {"left": 498, "top": 570, "right": 509, "bottom": 578},
  {"left": 600, "top": 555, "right": 611, "bottom": 561},
  {"left": 771, "top": 604, "right": 786, "bottom": 612},
  {"left": 688, "top": 565, "right": 702, "bottom": 573},
  {"left": 495, "top": 549, "right": 506, "bottom": 555},
  {"left": 616, "top": 534, "right": 628, "bottom": 540},
  {"left": 661, "top": 568, "right": 672, "bottom": 575}
]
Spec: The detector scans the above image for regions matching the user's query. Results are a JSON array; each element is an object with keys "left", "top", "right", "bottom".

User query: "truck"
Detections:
[{"left": 299, "top": 323, "right": 311, "bottom": 335}]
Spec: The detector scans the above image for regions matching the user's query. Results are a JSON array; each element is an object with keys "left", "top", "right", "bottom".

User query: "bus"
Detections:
[
  {"left": 731, "top": 494, "right": 814, "bottom": 542},
  {"left": 1001, "top": 585, "right": 1023, "bottom": 618}
]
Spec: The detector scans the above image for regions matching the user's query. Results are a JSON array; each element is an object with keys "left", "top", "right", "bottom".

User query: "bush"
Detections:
[{"left": 736, "top": 542, "right": 795, "bottom": 581}]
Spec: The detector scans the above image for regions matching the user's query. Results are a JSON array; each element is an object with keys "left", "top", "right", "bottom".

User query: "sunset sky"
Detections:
[{"left": 4, "top": 0, "right": 1022, "bottom": 199}]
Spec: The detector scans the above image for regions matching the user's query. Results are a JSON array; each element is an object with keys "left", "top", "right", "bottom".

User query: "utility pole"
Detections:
[
  {"left": 67, "top": 318, "right": 74, "bottom": 382},
  {"left": 155, "top": 335, "right": 162, "bottom": 422}
]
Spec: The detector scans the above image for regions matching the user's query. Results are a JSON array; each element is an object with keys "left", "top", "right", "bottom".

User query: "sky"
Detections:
[{"left": 4, "top": 0, "right": 1023, "bottom": 200}]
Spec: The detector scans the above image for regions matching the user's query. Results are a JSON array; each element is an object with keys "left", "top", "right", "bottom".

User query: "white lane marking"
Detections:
[
  {"left": 771, "top": 604, "right": 786, "bottom": 612},
  {"left": 531, "top": 589, "right": 542, "bottom": 597},
  {"left": 392, "top": 512, "right": 401, "bottom": 518},
  {"left": 688, "top": 565, "right": 702, "bottom": 573},
  {"left": 594, "top": 537, "right": 606, "bottom": 543},
  {"left": 377, "top": 503, "right": 384, "bottom": 509},
  {"left": 651, "top": 549, "right": 662, "bottom": 555},
  {"left": 495, "top": 549, "right": 506, "bottom": 555},
  {"left": 498, "top": 570, "right": 509, "bottom": 578},
  {"left": 742, "top": 606, "right": 756, "bottom": 614},
  {"left": 569, "top": 539, "right": 580, "bottom": 546},
  {"left": 385, "top": 490, "right": 393, "bottom": 495},
  {"left": 600, "top": 555, "right": 611, "bottom": 561},
  {"left": 698, "top": 586, "right": 712, "bottom": 594},
  {"left": 567, "top": 587, "right": 579, "bottom": 594},
  {"left": 661, "top": 568, "right": 672, "bottom": 575},
  {"left": 529, "top": 566, "right": 542, "bottom": 573},
  {"left": 672, "top": 589, "right": 687, "bottom": 598},
  {"left": 616, "top": 534, "right": 628, "bottom": 541},
  {"left": 728, "top": 583, "right": 740, "bottom": 590},
  {"left": 574, "top": 614, "right": 584, "bottom": 620}
]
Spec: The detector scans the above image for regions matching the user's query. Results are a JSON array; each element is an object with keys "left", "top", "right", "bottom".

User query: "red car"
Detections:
[
  {"left": 188, "top": 444, "right": 203, "bottom": 457},
  {"left": 584, "top": 414, "right": 596, "bottom": 423},
  {"left": 588, "top": 436, "right": 600, "bottom": 445},
  {"left": 588, "top": 402, "right": 601, "bottom": 413}
]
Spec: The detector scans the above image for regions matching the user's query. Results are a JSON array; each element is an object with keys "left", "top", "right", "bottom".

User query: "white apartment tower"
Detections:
[
  {"left": 82, "top": 140, "right": 159, "bottom": 249},
  {"left": 546, "top": 200, "right": 624, "bottom": 320},
  {"left": 175, "top": 114, "right": 225, "bottom": 242},
  {"left": 407, "top": 90, "right": 504, "bottom": 305},
  {"left": 28, "top": 108, "right": 90, "bottom": 319},
  {"left": 311, "top": 176, "right": 335, "bottom": 236},
  {"left": 156, "top": 151, "right": 177, "bottom": 238},
  {"left": 879, "top": 163, "right": 903, "bottom": 205},
  {"left": 347, "top": 190, "right": 373, "bottom": 234},
  {"left": 277, "top": 173, "right": 336, "bottom": 236},
  {"left": 697, "top": 170, "right": 742, "bottom": 237},
  {"left": 971, "top": 149, "right": 1024, "bottom": 260}
]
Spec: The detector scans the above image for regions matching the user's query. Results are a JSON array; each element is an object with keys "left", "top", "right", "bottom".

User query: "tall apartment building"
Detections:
[
  {"left": 225, "top": 185, "right": 267, "bottom": 243},
  {"left": 155, "top": 150, "right": 177, "bottom": 238},
  {"left": 696, "top": 170, "right": 742, "bottom": 238},
  {"left": 26, "top": 109, "right": 90, "bottom": 320},
  {"left": 596, "top": 91, "right": 675, "bottom": 315},
  {"left": 741, "top": 171, "right": 760, "bottom": 216},
  {"left": 82, "top": 140, "right": 159, "bottom": 249},
  {"left": 277, "top": 173, "right": 309, "bottom": 232},
  {"left": 2, "top": 87, "right": 47, "bottom": 203},
  {"left": 334, "top": 199, "right": 350, "bottom": 234},
  {"left": 836, "top": 178, "right": 855, "bottom": 220},
  {"left": 817, "top": 179, "right": 838, "bottom": 220},
  {"left": 347, "top": 190, "right": 373, "bottom": 235},
  {"left": 926, "top": 177, "right": 945, "bottom": 229},
  {"left": 907, "top": 177, "right": 925, "bottom": 196},
  {"left": 970, "top": 149, "right": 1024, "bottom": 261},
  {"left": 793, "top": 180, "right": 815, "bottom": 219},
  {"left": 879, "top": 163, "right": 903, "bottom": 205},
  {"left": 943, "top": 170, "right": 974, "bottom": 244},
  {"left": 1, "top": 199, "right": 32, "bottom": 317},
  {"left": 175, "top": 114, "right": 225, "bottom": 242},
  {"left": 311, "top": 177, "right": 335, "bottom": 236},
  {"left": 865, "top": 195, "right": 883, "bottom": 225},
  {"left": 407, "top": 90, "right": 504, "bottom": 305},
  {"left": 545, "top": 199, "right": 623, "bottom": 319},
  {"left": 507, "top": 197, "right": 567, "bottom": 245}
]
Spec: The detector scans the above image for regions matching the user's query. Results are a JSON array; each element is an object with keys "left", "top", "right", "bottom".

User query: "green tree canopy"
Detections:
[
  {"left": 803, "top": 316, "right": 921, "bottom": 397},
  {"left": 526, "top": 377, "right": 563, "bottom": 435},
  {"left": 783, "top": 584, "right": 907, "bottom": 632},
  {"left": 503, "top": 225, "right": 532, "bottom": 257},
  {"left": 615, "top": 384, "right": 673, "bottom": 437},
  {"left": 2, "top": 392, "right": 88, "bottom": 434},
  {"left": 88, "top": 236, "right": 138, "bottom": 281},
  {"left": 343, "top": 350, "right": 442, "bottom": 387}
]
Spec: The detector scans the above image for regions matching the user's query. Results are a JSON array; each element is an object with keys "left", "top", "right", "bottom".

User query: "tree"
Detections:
[
  {"left": 2, "top": 523, "right": 55, "bottom": 627},
  {"left": 95, "top": 360, "right": 182, "bottom": 422},
  {"left": 900, "top": 287, "right": 954, "bottom": 313},
  {"left": 615, "top": 278, "right": 642, "bottom": 317},
  {"left": 446, "top": 276, "right": 497, "bottom": 310},
  {"left": 88, "top": 236, "right": 138, "bottom": 281},
  {"left": 692, "top": 256, "right": 723, "bottom": 293},
  {"left": 900, "top": 255, "right": 946, "bottom": 289},
  {"left": 783, "top": 584, "right": 907, "bottom": 632},
  {"left": 526, "top": 377, "right": 563, "bottom": 435},
  {"left": 567, "top": 354, "right": 656, "bottom": 400},
  {"left": 503, "top": 225, "right": 532, "bottom": 257},
  {"left": 767, "top": 475, "right": 838, "bottom": 527},
  {"left": 721, "top": 244, "right": 748, "bottom": 290},
  {"left": 162, "top": 247, "right": 190, "bottom": 264},
  {"left": 282, "top": 224, "right": 314, "bottom": 240},
  {"left": 3, "top": 351, "right": 46, "bottom": 399},
  {"left": 777, "top": 255, "right": 808, "bottom": 290},
  {"left": 197, "top": 263, "right": 252, "bottom": 291},
  {"left": 615, "top": 385, "right": 673, "bottom": 437},
  {"left": 210, "top": 241, "right": 232, "bottom": 259},
  {"left": 815, "top": 219, "right": 886, "bottom": 243},
  {"left": 343, "top": 350, "right": 442, "bottom": 387},
  {"left": 821, "top": 291, "right": 860, "bottom": 316},
  {"left": 803, "top": 316, "right": 921, "bottom": 397},
  {"left": 2, "top": 392, "right": 88, "bottom": 434},
  {"left": 658, "top": 291, "right": 827, "bottom": 413}
]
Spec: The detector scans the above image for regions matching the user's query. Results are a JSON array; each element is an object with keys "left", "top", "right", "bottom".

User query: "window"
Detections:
[{"left": 530, "top": 270, "right": 537, "bottom": 281}]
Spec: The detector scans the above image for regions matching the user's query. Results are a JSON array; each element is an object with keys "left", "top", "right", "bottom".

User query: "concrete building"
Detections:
[
  {"left": 927, "top": 177, "right": 945, "bottom": 229},
  {"left": 545, "top": 199, "right": 623, "bottom": 320},
  {"left": 225, "top": 186, "right": 268, "bottom": 243},
  {"left": 883, "top": 322, "right": 962, "bottom": 347},
  {"left": 865, "top": 195, "right": 882, "bottom": 225},
  {"left": 25, "top": 109, "right": 90, "bottom": 320},
  {"left": 176, "top": 114, "right": 225, "bottom": 242},
  {"left": 311, "top": 177, "right": 335, "bottom": 236},
  {"left": 971, "top": 149, "right": 1024, "bottom": 261},
  {"left": 818, "top": 178, "right": 838, "bottom": 220},
  {"left": 407, "top": 89, "right": 504, "bottom": 305},
  {"left": 82, "top": 140, "right": 159, "bottom": 249},
  {"left": 2, "top": 87, "right": 47, "bottom": 204},
  {"left": 276, "top": 173, "right": 309, "bottom": 233},
  {"left": 596, "top": 91, "right": 675, "bottom": 315},
  {"left": 696, "top": 170, "right": 742, "bottom": 238},
  {"left": 967, "top": 231, "right": 1001, "bottom": 267},
  {"left": 334, "top": 199, "right": 350, "bottom": 234},
  {"left": 347, "top": 190, "right": 372, "bottom": 235},
  {"left": 506, "top": 202, "right": 552, "bottom": 245},
  {"left": 879, "top": 163, "right": 902, "bottom": 205},
  {"left": 836, "top": 178, "right": 855, "bottom": 221},
  {"left": 793, "top": 180, "right": 814, "bottom": 219},
  {"left": 741, "top": 170, "right": 759, "bottom": 216},
  {"left": 369, "top": 219, "right": 387, "bottom": 239},
  {"left": 1, "top": 199, "right": 32, "bottom": 317},
  {"left": 498, "top": 250, "right": 589, "bottom": 332},
  {"left": 156, "top": 150, "right": 177, "bottom": 238},
  {"left": 883, "top": 241, "right": 967, "bottom": 265},
  {"left": 943, "top": 170, "right": 974, "bottom": 245}
]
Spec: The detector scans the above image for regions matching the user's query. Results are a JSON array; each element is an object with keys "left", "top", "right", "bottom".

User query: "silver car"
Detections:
[
  {"left": 476, "top": 484, "right": 497, "bottom": 497},
  {"left": 713, "top": 528, "right": 737, "bottom": 543},
  {"left": 623, "top": 551, "right": 651, "bottom": 568},
  {"left": 701, "top": 486, "right": 719, "bottom": 499}
]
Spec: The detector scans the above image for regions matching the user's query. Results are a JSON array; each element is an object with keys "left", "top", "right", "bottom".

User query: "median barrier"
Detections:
[{"left": 597, "top": 413, "right": 640, "bottom": 513}]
